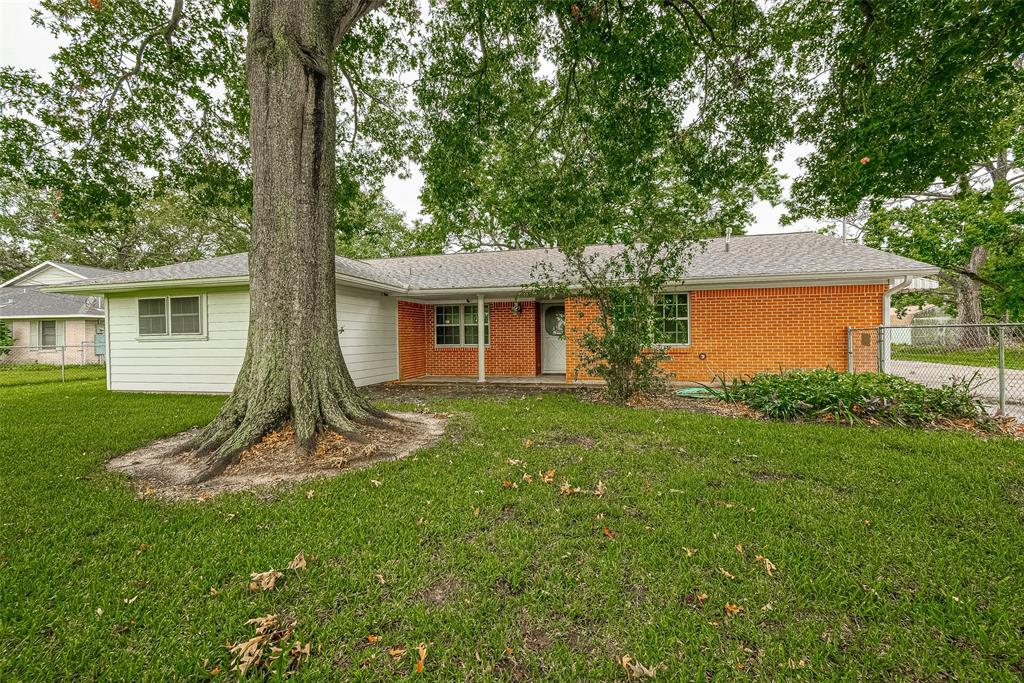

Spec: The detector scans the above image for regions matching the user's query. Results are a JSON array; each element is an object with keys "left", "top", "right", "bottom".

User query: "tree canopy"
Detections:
[{"left": 3, "top": 1, "right": 1022, "bottom": 263}]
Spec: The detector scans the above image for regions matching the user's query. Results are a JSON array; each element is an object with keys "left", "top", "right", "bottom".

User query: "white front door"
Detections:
[{"left": 541, "top": 304, "right": 566, "bottom": 374}]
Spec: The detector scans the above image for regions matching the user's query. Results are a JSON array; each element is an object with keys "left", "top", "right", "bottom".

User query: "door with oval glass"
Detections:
[{"left": 541, "top": 303, "right": 566, "bottom": 374}]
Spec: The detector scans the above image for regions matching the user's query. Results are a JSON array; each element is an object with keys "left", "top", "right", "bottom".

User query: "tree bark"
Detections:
[
  {"left": 953, "top": 245, "right": 988, "bottom": 348},
  {"left": 179, "top": 0, "right": 388, "bottom": 482}
]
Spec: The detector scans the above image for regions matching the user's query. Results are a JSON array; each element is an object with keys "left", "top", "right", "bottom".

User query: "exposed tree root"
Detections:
[{"left": 174, "top": 356, "right": 394, "bottom": 484}]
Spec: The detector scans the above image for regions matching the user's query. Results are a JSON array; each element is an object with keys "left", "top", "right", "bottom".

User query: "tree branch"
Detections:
[
  {"left": 339, "top": 64, "right": 359, "bottom": 149},
  {"left": 332, "top": 0, "right": 387, "bottom": 47},
  {"left": 662, "top": 0, "right": 721, "bottom": 47},
  {"left": 95, "top": 0, "right": 185, "bottom": 132}
]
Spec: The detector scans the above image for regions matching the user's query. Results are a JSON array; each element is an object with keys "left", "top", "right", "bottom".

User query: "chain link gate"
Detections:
[{"left": 847, "top": 323, "right": 1024, "bottom": 419}]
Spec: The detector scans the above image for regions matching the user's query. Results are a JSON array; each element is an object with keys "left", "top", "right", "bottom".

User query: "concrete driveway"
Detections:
[{"left": 889, "top": 360, "right": 1024, "bottom": 420}]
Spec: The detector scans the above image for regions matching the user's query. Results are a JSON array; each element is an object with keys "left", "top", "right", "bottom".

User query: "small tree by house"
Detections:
[
  {"left": 0, "top": 320, "right": 13, "bottom": 354},
  {"left": 533, "top": 242, "right": 694, "bottom": 403}
]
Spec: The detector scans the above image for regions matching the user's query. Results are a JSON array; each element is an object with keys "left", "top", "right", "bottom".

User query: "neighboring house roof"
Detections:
[
  {"left": 52, "top": 262, "right": 121, "bottom": 279},
  {"left": 0, "top": 286, "right": 106, "bottom": 319},
  {"left": 1, "top": 260, "right": 119, "bottom": 288},
  {"left": 47, "top": 232, "right": 938, "bottom": 296}
]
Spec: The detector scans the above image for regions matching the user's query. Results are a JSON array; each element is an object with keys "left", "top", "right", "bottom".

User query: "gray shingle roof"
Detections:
[
  {"left": 367, "top": 232, "right": 937, "bottom": 290},
  {"left": 48, "top": 232, "right": 936, "bottom": 295},
  {"left": 0, "top": 286, "right": 105, "bottom": 318},
  {"left": 49, "top": 252, "right": 409, "bottom": 290}
]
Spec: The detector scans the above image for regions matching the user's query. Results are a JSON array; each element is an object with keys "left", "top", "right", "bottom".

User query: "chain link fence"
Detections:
[
  {"left": 847, "top": 323, "right": 1024, "bottom": 419},
  {"left": 0, "top": 343, "right": 107, "bottom": 387}
]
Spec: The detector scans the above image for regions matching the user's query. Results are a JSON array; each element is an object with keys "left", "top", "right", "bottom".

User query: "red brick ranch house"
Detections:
[{"left": 47, "top": 232, "right": 936, "bottom": 393}]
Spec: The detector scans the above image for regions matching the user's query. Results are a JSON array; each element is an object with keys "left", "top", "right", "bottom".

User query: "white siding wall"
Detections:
[{"left": 107, "top": 285, "right": 398, "bottom": 393}]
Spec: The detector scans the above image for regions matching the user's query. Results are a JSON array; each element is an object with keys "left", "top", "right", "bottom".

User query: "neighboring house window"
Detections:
[
  {"left": 434, "top": 304, "right": 490, "bottom": 346},
  {"left": 39, "top": 320, "right": 57, "bottom": 348},
  {"left": 138, "top": 296, "right": 202, "bottom": 336},
  {"left": 655, "top": 293, "right": 689, "bottom": 345}
]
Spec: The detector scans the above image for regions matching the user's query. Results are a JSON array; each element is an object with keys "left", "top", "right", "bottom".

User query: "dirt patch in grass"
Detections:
[
  {"left": 106, "top": 411, "right": 447, "bottom": 502},
  {"left": 415, "top": 575, "right": 462, "bottom": 608}
]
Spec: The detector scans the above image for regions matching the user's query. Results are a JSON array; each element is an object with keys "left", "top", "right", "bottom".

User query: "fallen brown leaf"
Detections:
[
  {"left": 366, "top": 634, "right": 380, "bottom": 644},
  {"left": 754, "top": 554, "right": 776, "bottom": 577},
  {"left": 724, "top": 602, "right": 744, "bottom": 616},
  {"left": 541, "top": 469, "right": 555, "bottom": 484},
  {"left": 247, "top": 569, "right": 283, "bottom": 592},
  {"left": 288, "top": 551, "right": 307, "bottom": 571},
  {"left": 718, "top": 567, "right": 735, "bottom": 580},
  {"left": 416, "top": 642, "right": 427, "bottom": 673},
  {"left": 387, "top": 646, "right": 406, "bottom": 659},
  {"left": 620, "top": 654, "right": 659, "bottom": 679},
  {"left": 559, "top": 480, "right": 581, "bottom": 496},
  {"left": 603, "top": 527, "right": 615, "bottom": 539},
  {"left": 523, "top": 439, "right": 534, "bottom": 448},
  {"left": 594, "top": 480, "right": 607, "bottom": 497}
]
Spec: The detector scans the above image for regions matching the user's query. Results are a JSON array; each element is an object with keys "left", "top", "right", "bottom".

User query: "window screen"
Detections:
[
  {"left": 170, "top": 296, "right": 201, "bottom": 334},
  {"left": 656, "top": 293, "right": 689, "bottom": 345},
  {"left": 435, "top": 305, "right": 461, "bottom": 345},
  {"left": 463, "top": 304, "right": 490, "bottom": 345},
  {"left": 138, "top": 298, "right": 167, "bottom": 335},
  {"left": 40, "top": 320, "right": 57, "bottom": 348}
]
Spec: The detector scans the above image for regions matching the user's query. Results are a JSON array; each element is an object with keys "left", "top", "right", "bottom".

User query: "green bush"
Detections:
[{"left": 711, "top": 369, "right": 982, "bottom": 426}]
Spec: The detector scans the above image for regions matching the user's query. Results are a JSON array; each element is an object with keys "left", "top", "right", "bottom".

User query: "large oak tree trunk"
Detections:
[
  {"left": 953, "top": 245, "right": 988, "bottom": 348},
  {"left": 181, "top": 0, "right": 388, "bottom": 482}
]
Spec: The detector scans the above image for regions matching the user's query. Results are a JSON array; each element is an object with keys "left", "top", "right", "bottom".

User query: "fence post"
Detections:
[
  {"left": 876, "top": 326, "right": 886, "bottom": 373},
  {"left": 60, "top": 345, "right": 65, "bottom": 383},
  {"left": 846, "top": 327, "right": 854, "bottom": 373},
  {"left": 997, "top": 324, "right": 1006, "bottom": 416}
]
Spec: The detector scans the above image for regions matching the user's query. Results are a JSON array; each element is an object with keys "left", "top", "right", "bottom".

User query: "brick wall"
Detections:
[
  {"left": 566, "top": 284, "right": 886, "bottom": 382},
  {"left": 397, "top": 300, "right": 540, "bottom": 378},
  {"left": 5, "top": 318, "right": 103, "bottom": 364},
  {"left": 397, "top": 301, "right": 428, "bottom": 380}
]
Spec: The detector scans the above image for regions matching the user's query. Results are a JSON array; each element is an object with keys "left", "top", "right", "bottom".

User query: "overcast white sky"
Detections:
[{"left": 0, "top": 0, "right": 818, "bottom": 235}]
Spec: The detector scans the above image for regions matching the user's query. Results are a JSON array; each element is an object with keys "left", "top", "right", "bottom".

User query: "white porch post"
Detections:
[{"left": 477, "top": 294, "right": 486, "bottom": 383}]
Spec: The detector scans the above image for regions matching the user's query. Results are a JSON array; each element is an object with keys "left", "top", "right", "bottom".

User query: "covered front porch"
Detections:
[{"left": 396, "top": 295, "right": 568, "bottom": 383}]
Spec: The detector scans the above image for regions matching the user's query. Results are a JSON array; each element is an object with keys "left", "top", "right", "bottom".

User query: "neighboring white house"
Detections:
[{"left": 0, "top": 261, "right": 120, "bottom": 364}]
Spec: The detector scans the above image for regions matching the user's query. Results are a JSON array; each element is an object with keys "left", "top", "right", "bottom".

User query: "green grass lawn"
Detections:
[
  {"left": 0, "top": 364, "right": 106, "bottom": 387},
  {"left": 892, "top": 344, "right": 1024, "bottom": 370},
  {"left": 1, "top": 380, "right": 1023, "bottom": 680}
]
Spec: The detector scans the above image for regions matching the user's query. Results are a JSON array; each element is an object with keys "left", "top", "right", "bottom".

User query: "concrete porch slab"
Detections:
[{"left": 398, "top": 374, "right": 573, "bottom": 386}]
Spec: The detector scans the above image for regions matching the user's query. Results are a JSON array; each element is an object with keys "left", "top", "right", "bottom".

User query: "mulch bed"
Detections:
[{"left": 107, "top": 411, "right": 448, "bottom": 502}]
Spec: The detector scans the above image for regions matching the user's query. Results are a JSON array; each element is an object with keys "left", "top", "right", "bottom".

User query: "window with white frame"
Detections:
[
  {"left": 138, "top": 295, "right": 202, "bottom": 336},
  {"left": 435, "top": 304, "right": 490, "bottom": 346},
  {"left": 655, "top": 292, "right": 689, "bottom": 345},
  {"left": 39, "top": 320, "right": 57, "bottom": 348}
]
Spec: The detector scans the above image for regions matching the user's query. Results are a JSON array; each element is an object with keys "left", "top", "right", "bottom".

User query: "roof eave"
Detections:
[
  {"left": 0, "top": 313, "right": 105, "bottom": 320},
  {"left": 402, "top": 267, "right": 941, "bottom": 297},
  {"left": 45, "top": 272, "right": 410, "bottom": 295}
]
